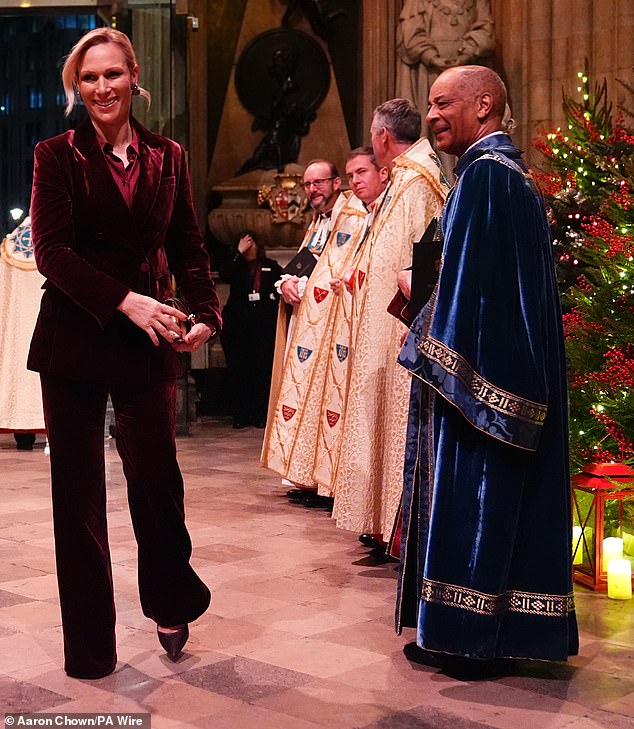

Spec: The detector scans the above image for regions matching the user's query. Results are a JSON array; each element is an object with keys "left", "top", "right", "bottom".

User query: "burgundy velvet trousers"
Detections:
[{"left": 41, "top": 373, "right": 211, "bottom": 679}]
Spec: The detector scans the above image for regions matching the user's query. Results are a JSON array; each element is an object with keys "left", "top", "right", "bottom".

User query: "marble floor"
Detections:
[{"left": 1, "top": 420, "right": 633, "bottom": 729}]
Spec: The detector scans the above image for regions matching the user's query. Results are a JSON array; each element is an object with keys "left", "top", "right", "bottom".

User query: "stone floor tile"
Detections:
[
  {"left": 132, "top": 680, "right": 242, "bottom": 722},
  {"left": 236, "top": 634, "right": 387, "bottom": 678},
  {"left": 0, "top": 676, "right": 72, "bottom": 713},
  {"left": 244, "top": 602, "right": 371, "bottom": 637},
  {"left": 176, "top": 655, "right": 313, "bottom": 702},
  {"left": 256, "top": 677, "right": 400, "bottom": 728},
  {"left": 193, "top": 703, "right": 325, "bottom": 729}
]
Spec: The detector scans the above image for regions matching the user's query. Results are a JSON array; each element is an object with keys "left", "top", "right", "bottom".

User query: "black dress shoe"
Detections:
[
  {"left": 403, "top": 641, "right": 443, "bottom": 667},
  {"left": 232, "top": 420, "right": 248, "bottom": 429},
  {"left": 157, "top": 624, "right": 188, "bottom": 662},
  {"left": 287, "top": 488, "right": 317, "bottom": 502},
  {"left": 14, "top": 433, "right": 36, "bottom": 450},
  {"left": 403, "top": 642, "right": 512, "bottom": 678},
  {"left": 441, "top": 655, "right": 514, "bottom": 680},
  {"left": 358, "top": 533, "right": 383, "bottom": 549},
  {"left": 368, "top": 545, "right": 399, "bottom": 563},
  {"left": 303, "top": 495, "right": 334, "bottom": 510}
]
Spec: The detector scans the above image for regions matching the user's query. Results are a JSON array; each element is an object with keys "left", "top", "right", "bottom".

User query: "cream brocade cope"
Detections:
[
  {"left": 0, "top": 218, "right": 46, "bottom": 431},
  {"left": 329, "top": 138, "right": 447, "bottom": 536},
  {"left": 312, "top": 214, "right": 365, "bottom": 494},
  {"left": 261, "top": 192, "right": 367, "bottom": 483}
]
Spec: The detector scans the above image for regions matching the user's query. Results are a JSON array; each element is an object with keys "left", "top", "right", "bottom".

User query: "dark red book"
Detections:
[{"left": 387, "top": 218, "right": 442, "bottom": 325}]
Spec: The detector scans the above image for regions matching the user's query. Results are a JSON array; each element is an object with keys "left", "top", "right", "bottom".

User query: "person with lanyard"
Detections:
[
  {"left": 261, "top": 159, "right": 365, "bottom": 507},
  {"left": 396, "top": 66, "right": 578, "bottom": 670},
  {"left": 220, "top": 230, "right": 281, "bottom": 429},
  {"left": 327, "top": 99, "right": 448, "bottom": 557},
  {"left": 27, "top": 27, "right": 221, "bottom": 678}
]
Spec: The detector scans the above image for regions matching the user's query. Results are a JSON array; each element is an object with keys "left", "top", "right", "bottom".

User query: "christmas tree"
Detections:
[{"left": 534, "top": 65, "right": 634, "bottom": 471}]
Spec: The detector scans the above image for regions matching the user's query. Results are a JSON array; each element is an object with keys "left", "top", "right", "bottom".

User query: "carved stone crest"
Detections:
[{"left": 258, "top": 172, "right": 309, "bottom": 225}]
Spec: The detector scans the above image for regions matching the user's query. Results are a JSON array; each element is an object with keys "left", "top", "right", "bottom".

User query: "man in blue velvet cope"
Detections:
[{"left": 397, "top": 65, "right": 579, "bottom": 663}]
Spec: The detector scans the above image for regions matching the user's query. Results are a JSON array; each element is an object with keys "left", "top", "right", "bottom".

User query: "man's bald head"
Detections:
[
  {"left": 445, "top": 66, "right": 507, "bottom": 118},
  {"left": 426, "top": 65, "right": 508, "bottom": 157}
]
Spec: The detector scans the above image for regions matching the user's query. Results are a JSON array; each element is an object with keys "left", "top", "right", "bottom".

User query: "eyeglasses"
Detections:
[{"left": 302, "top": 177, "right": 335, "bottom": 189}]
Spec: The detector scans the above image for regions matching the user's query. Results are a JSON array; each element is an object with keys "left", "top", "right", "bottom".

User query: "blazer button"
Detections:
[{"left": 140, "top": 262, "right": 150, "bottom": 272}]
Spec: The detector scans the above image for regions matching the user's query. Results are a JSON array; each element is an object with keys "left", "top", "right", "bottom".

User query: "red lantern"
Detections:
[{"left": 572, "top": 463, "right": 634, "bottom": 590}]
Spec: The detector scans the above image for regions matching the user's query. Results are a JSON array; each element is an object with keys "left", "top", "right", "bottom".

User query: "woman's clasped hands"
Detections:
[{"left": 117, "top": 291, "right": 214, "bottom": 352}]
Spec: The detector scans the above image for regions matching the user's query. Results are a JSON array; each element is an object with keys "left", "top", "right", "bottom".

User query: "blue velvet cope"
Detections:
[{"left": 396, "top": 134, "right": 579, "bottom": 661}]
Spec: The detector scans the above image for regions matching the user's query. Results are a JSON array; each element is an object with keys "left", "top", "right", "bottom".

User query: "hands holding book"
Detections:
[
  {"left": 280, "top": 276, "right": 302, "bottom": 305},
  {"left": 397, "top": 269, "right": 412, "bottom": 300}
]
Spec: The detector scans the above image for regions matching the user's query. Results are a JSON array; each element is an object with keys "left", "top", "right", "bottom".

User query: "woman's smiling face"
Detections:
[{"left": 77, "top": 42, "right": 138, "bottom": 131}]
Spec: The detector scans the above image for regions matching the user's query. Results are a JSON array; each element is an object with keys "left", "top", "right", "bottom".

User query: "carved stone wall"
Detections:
[
  {"left": 358, "top": 1, "right": 633, "bottom": 165},
  {"left": 490, "top": 0, "right": 633, "bottom": 165}
]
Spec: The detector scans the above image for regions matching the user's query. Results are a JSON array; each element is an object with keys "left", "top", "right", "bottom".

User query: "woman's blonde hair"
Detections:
[{"left": 61, "top": 27, "right": 151, "bottom": 117}]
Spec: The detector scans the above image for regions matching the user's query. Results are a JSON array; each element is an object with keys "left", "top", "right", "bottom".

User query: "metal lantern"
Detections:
[{"left": 572, "top": 463, "right": 634, "bottom": 590}]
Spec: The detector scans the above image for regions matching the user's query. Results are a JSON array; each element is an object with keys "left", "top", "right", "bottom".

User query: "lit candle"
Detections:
[
  {"left": 607, "top": 559, "right": 632, "bottom": 600},
  {"left": 602, "top": 537, "right": 623, "bottom": 571},
  {"left": 572, "top": 526, "right": 583, "bottom": 565}
]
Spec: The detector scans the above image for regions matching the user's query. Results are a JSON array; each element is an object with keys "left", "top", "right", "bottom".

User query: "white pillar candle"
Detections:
[
  {"left": 607, "top": 558, "right": 632, "bottom": 600},
  {"left": 603, "top": 537, "right": 624, "bottom": 571},
  {"left": 572, "top": 526, "right": 583, "bottom": 565}
]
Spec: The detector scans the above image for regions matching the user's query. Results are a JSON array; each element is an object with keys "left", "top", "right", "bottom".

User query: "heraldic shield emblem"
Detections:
[
  {"left": 336, "top": 344, "right": 348, "bottom": 362},
  {"left": 282, "top": 405, "right": 297, "bottom": 421},
  {"left": 297, "top": 345, "right": 313, "bottom": 363},
  {"left": 335, "top": 231, "right": 351, "bottom": 247},
  {"left": 258, "top": 172, "right": 309, "bottom": 225}
]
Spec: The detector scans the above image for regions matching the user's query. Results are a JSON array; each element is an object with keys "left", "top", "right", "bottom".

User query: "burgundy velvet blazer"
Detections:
[{"left": 27, "top": 118, "right": 221, "bottom": 385}]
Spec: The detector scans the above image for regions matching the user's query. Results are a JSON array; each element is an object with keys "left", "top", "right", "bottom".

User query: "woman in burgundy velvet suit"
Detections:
[{"left": 27, "top": 28, "right": 221, "bottom": 679}]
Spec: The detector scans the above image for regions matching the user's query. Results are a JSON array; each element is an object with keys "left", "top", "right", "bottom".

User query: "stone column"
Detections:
[{"left": 360, "top": 0, "right": 400, "bottom": 144}]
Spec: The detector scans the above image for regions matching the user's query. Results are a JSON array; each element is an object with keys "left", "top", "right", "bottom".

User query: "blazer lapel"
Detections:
[
  {"left": 72, "top": 120, "right": 132, "bottom": 230},
  {"left": 130, "top": 141, "right": 165, "bottom": 232}
]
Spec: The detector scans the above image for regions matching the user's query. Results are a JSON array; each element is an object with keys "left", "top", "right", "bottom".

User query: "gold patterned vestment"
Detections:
[
  {"left": 328, "top": 138, "right": 448, "bottom": 536},
  {"left": 261, "top": 192, "right": 368, "bottom": 483},
  {"left": 312, "top": 197, "right": 380, "bottom": 495}
]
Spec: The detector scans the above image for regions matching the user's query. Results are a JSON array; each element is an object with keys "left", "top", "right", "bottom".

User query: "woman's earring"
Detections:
[{"left": 131, "top": 83, "right": 140, "bottom": 96}]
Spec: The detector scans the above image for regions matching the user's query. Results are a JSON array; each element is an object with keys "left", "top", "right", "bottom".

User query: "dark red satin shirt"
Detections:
[{"left": 101, "top": 134, "right": 140, "bottom": 207}]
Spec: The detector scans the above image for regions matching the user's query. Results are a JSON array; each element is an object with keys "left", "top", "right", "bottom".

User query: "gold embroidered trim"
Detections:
[
  {"left": 421, "top": 578, "right": 575, "bottom": 617},
  {"left": 395, "top": 156, "right": 449, "bottom": 201},
  {"left": 418, "top": 335, "right": 547, "bottom": 426},
  {"left": 478, "top": 151, "right": 520, "bottom": 172}
]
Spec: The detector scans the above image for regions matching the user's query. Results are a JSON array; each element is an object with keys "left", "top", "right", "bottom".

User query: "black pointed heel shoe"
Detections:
[{"left": 157, "top": 624, "right": 189, "bottom": 662}]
